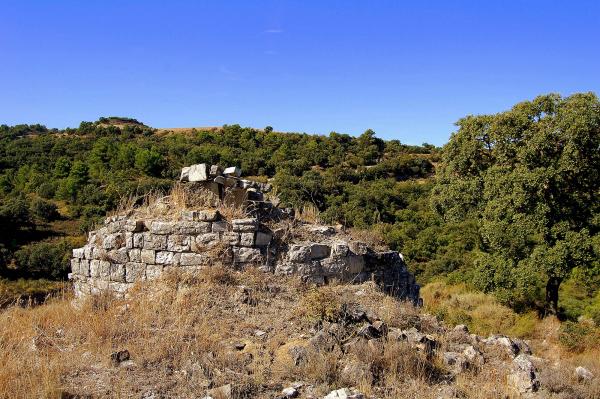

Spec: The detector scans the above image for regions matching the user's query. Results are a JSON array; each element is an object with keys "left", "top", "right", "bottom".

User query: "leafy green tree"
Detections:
[
  {"left": 432, "top": 93, "right": 600, "bottom": 314},
  {"left": 135, "top": 148, "right": 164, "bottom": 176}
]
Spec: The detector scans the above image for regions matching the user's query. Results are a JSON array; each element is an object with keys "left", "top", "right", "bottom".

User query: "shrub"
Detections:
[
  {"left": 559, "top": 320, "right": 600, "bottom": 352},
  {"left": 13, "top": 240, "right": 72, "bottom": 279},
  {"left": 30, "top": 198, "right": 60, "bottom": 222}
]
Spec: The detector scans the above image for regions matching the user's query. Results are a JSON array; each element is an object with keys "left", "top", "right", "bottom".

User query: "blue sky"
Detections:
[{"left": 1, "top": 1, "right": 599, "bottom": 145}]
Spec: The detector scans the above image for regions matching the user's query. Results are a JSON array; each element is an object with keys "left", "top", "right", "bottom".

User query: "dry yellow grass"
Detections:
[{"left": 1, "top": 271, "right": 599, "bottom": 398}]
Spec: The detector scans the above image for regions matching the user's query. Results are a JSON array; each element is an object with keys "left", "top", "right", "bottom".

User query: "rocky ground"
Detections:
[{"left": 0, "top": 267, "right": 598, "bottom": 399}]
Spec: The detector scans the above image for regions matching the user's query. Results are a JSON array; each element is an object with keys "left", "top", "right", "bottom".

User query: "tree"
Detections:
[
  {"left": 432, "top": 93, "right": 600, "bottom": 314},
  {"left": 135, "top": 149, "right": 164, "bottom": 176}
]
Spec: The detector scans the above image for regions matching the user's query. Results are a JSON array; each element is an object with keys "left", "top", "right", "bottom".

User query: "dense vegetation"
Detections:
[{"left": 1, "top": 94, "right": 598, "bottom": 324}]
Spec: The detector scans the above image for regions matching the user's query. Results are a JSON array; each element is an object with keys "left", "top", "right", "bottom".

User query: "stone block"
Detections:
[
  {"left": 275, "top": 263, "right": 295, "bottom": 275},
  {"left": 231, "top": 218, "right": 258, "bottom": 232},
  {"left": 110, "top": 264, "right": 126, "bottom": 282},
  {"left": 223, "top": 166, "right": 241, "bottom": 177},
  {"left": 125, "top": 262, "right": 146, "bottom": 283},
  {"left": 70, "top": 258, "right": 80, "bottom": 274},
  {"left": 174, "top": 221, "right": 212, "bottom": 235},
  {"left": 233, "top": 247, "right": 262, "bottom": 263},
  {"left": 331, "top": 242, "right": 349, "bottom": 257},
  {"left": 90, "top": 260, "right": 101, "bottom": 278},
  {"left": 212, "top": 220, "right": 228, "bottom": 232},
  {"left": 167, "top": 235, "right": 190, "bottom": 251},
  {"left": 309, "top": 243, "right": 331, "bottom": 259},
  {"left": 143, "top": 233, "right": 167, "bottom": 250},
  {"left": 210, "top": 164, "right": 222, "bottom": 176},
  {"left": 141, "top": 249, "right": 155, "bottom": 264},
  {"left": 103, "top": 233, "right": 125, "bottom": 250},
  {"left": 108, "top": 248, "right": 129, "bottom": 264},
  {"left": 98, "top": 260, "right": 111, "bottom": 279},
  {"left": 288, "top": 245, "right": 311, "bottom": 263},
  {"left": 222, "top": 232, "right": 240, "bottom": 246},
  {"left": 195, "top": 233, "right": 221, "bottom": 249},
  {"left": 146, "top": 264, "right": 164, "bottom": 280},
  {"left": 349, "top": 241, "right": 369, "bottom": 255},
  {"left": 156, "top": 251, "right": 176, "bottom": 264},
  {"left": 255, "top": 232, "right": 272, "bottom": 246},
  {"left": 109, "top": 282, "right": 129, "bottom": 294},
  {"left": 240, "top": 232, "right": 255, "bottom": 247},
  {"left": 180, "top": 166, "right": 190, "bottom": 181},
  {"left": 188, "top": 163, "right": 208, "bottom": 182},
  {"left": 128, "top": 248, "right": 141, "bottom": 263},
  {"left": 196, "top": 210, "right": 220, "bottom": 221},
  {"left": 124, "top": 220, "right": 145, "bottom": 232},
  {"left": 180, "top": 253, "right": 209, "bottom": 266},
  {"left": 72, "top": 247, "right": 85, "bottom": 259},
  {"left": 132, "top": 233, "right": 144, "bottom": 248},
  {"left": 83, "top": 245, "right": 94, "bottom": 259},
  {"left": 150, "top": 221, "right": 175, "bottom": 235},
  {"left": 80, "top": 260, "right": 90, "bottom": 276}
]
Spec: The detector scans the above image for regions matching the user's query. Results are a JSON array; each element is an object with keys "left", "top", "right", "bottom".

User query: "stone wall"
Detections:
[{"left": 69, "top": 211, "right": 420, "bottom": 303}]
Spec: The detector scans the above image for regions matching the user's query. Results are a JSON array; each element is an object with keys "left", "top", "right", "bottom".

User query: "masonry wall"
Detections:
[{"left": 69, "top": 211, "right": 420, "bottom": 303}]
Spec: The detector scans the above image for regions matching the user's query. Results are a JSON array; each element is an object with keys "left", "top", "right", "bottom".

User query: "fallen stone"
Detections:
[
  {"left": 188, "top": 163, "right": 209, "bottom": 182},
  {"left": 223, "top": 166, "right": 241, "bottom": 177},
  {"left": 323, "top": 388, "right": 364, "bottom": 399},
  {"left": 575, "top": 366, "right": 594, "bottom": 382},
  {"left": 508, "top": 354, "right": 539, "bottom": 394},
  {"left": 281, "top": 387, "right": 299, "bottom": 398}
]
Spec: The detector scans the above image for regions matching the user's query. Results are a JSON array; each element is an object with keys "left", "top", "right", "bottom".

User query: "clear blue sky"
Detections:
[{"left": 1, "top": 1, "right": 599, "bottom": 145}]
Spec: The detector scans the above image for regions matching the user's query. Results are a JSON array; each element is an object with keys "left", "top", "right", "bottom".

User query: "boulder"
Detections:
[
  {"left": 188, "top": 163, "right": 209, "bottom": 182},
  {"left": 508, "top": 354, "right": 539, "bottom": 395},
  {"left": 223, "top": 166, "right": 241, "bottom": 177},
  {"left": 575, "top": 366, "right": 594, "bottom": 382}
]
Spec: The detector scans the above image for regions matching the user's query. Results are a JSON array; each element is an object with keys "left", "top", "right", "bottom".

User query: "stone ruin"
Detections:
[{"left": 69, "top": 164, "right": 420, "bottom": 303}]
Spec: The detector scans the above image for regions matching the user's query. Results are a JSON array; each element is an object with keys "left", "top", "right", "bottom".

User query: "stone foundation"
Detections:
[{"left": 69, "top": 212, "right": 420, "bottom": 303}]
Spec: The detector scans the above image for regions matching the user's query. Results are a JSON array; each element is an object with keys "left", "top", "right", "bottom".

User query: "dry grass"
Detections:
[
  {"left": 109, "top": 183, "right": 248, "bottom": 222},
  {"left": 294, "top": 204, "right": 322, "bottom": 224},
  {"left": 2, "top": 272, "right": 599, "bottom": 398}
]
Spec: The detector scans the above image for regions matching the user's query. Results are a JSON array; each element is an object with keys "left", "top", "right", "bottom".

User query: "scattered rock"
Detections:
[
  {"left": 575, "top": 366, "right": 594, "bottom": 382},
  {"left": 281, "top": 386, "right": 299, "bottom": 398},
  {"left": 508, "top": 354, "right": 539, "bottom": 395},
  {"left": 323, "top": 388, "right": 365, "bottom": 399},
  {"left": 110, "top": 349, "right": 130, "bottom": 366}
]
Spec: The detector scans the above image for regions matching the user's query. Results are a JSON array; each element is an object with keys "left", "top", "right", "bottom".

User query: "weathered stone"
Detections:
[
  {"left": 240, "top": 232, "right": 255, "bottom": 247},
  {"left": 209, "top": 164, "right": 222, "bottom": 176},
  {"left": 167, "top": 235, "right": 190, "bottom": 252},
  {"left": 142, "top": 233, "right": 167, "bottom": 250},
  {"left": 110, "top": 264, "right": 126, "bottom": 282},
  {"left": 71, "top": 258, "right": 80, "bottom": 274},
  {"left": 321, "top": 256, "right": 365, "bottom": 276},
  {"left": 223, "top": 166, "right": 241, "bottom": 177},
  {"left": 180, "top": 253, "right": 208, "bottom": 266},
  {"left": 443, "top": 352, "right": 468, "bottom": 374},
  {"left": 349, "top": 241, "right": 369, "bottom": 255},
  {"left": 128, "top": 249, "right": 142, "bottom": 263},
  {"left": 108, "top": 248, "right": 129, "bottom": 264},
  {"left": 331, "top": 242, "right": 349, "bottom": 257},
  {"left": 233, "top": 247, "right": 261, "bottom": 263},
  {"left": 484, "top": 335, "right": 520, "bottom": 357},
  {"left": 196, "top": 210, "right": 220, "bottom": 221},
  {"left": 231, "top": 218, "right": 258, "bottom": 232},
  {"left": 281, "top": 386, "right": 299, "bottom": 398},
  {"left": 194, "top": 233, "right": 221, "bottom": 250},
  {"left": 83, "top": 245, "right": 94, "bottom": 259},
  {"left": 140, "top": 249, "right": 155, "bottom": 264},
  {"left": 255, "top": 231, "right": 272, "bottom": 246},
  {"left": 323, "top": 388, "right": 364, "bottom": 399},
  {"left": 132, "top": 233, "right": 144, "bottom": 248},
  {"left": 275, "top": 263, "right": 295, "bottom": 275},
  {"left": 211, "top": 220, "right": 228, "bottom": 232},
  {"left": 72, "top": 248, "right": 85, "bottom": 259},
  {"left": 124, "top": 220, "right": 145, "bottom": 232},
  {"left": 174, "top": 221, "right": 211, "bottom": 235},
  {"left": 156, "top": 251, "right": 176, "bottom": 264},
  {"left": 309, "top": 243, "right": 330, "bottom": 259},
  {"left": 180, "top": 166, "right": 190, "bottom": 181},
  {"left": 575, "top": 366, "right": 594, "bottom": 382},
  {"left": 508, "top": 354, "right": 539, "bottom": 394},
  {"left": 222, "top": 232, "right": 240, "bottom": 246},
  {"left": 340, "top": 359, "right": 372, "bottom": 385},
  {"left": 103, "top": 233, "right": 125, "bottom": 250},
  {"left": 125, "top": 263, "right": 146, "bottom": 283},
  {"left": 146, "top": 264, "right": 163, "bottom": 280},
  {"left": 188, "top": 163, "right": 208, "bottom": 182},
  {"left": 149, "top": 221, "right": 175, "bottom": 235},
  {"left": 288, "top": 245, "right": 311, "bottom": 262},
  {"left": 79, "top": 260, "right": 90, "bottom": 276}
]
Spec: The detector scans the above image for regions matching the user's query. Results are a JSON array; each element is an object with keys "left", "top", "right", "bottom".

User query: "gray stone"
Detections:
[
  {"left": 508, "top": 354, "right": 539, "bottom": 394},
  {"left": 575, "top": 366, "right": 594, "bottom": 382},
  {"left": 132, "top": 233, "right": 144, "bottom": 248},
  {"left": 194, "top": 233, "right": 221, "bottom": 250},
  {"left": 128, "top": 248, "right": 141, "bottom": 263},
  {"left": 309, "top": 243, "right": 330, "bottom": 259},
  {"left": 124, "top": 220, "right": 145, "bottom": 232},
  {"left": 281, "top": 387, "right": 299, "bottom": 398},
  {"left": 196, "top": 210, "right": 220, "bottom": 221},
  {"left": 108, "top": 248, "right": 129, "bottom": 264},
  {"left": 234, "top": 247, "right": 261, "bottom": 263},
  {"left": 180, "top": 166, "right": 190, "bottom": 181},
  {"left": 188, "top": 163, "right": 209, "bottom": 182},
  {"left": 146, "top": 264, "right": 163, "bottom": 280},
  {"left": 231, "top": 218, "right": 258, "bottom": 232},
  {"left": 141, "top": 249, "right": 155, "bottom": 264},
  {"left": 222, "top": 232, "right": 240, "bottom": 246},
  {"left": 211, "top": 220, "right": 228, "bottom": 232},
  {"left": 323, "top": 388, "right": 364, "bottom": 399},
  {"left": 349, "top": 241, "right": 369, "bottom": 255},
  {"left": 223, "top": 166, "right": 241, "bottom": 177},
  {"left": 156, "top": 251, "right": 176, "bottom": 264},
  {"left": 125, "top": 263, "right": 146, "bottom": 283},
  {"left": 210, "top": 164, "right": 222, "bottom": 176},
  {"left": 103, "top": 233, "right": 125, "bottom": 250},
  {"left": 255, "top": 232, "right": 272, "bottom": 246},
  {"left": 275, "top": 263, "right": 295, "bottom": 275},
  {"left": 79, "top": 260, "right": 90, "bottom": 276},
  {"left": 150, "top": 221, "right": 175, "bottom": 235},
  {"left": 442, "top": 352, "right": 468, "bottom": 374},
  {"left": 240, "top": 232, "right": 255, "bottom": 247},
  {"left": 110, "top": 264, "right": 126, "bottom": 282},
  {"left": 288, "top": 245, "right": 311, "bottom": 262},
  {"left": 167, "top": 235, "right": 190, "bottom": 251},
  {"left": 180, "top": 253, "right": 209, "bottom": 266},
  {"left": 331, "top": 242, "right": 349, "bottom": 257},
  {"left": 174, "top": 221, "right": 211, "bottom": 235},
  {"left": 72, "top": 248, "right": 85, "bottom": 258},
  {"left": 71, "top": 258, "right": 80, "bottom": 274},
  {"left": 142, "top": 233, "right": 167, "bottom": 250}
]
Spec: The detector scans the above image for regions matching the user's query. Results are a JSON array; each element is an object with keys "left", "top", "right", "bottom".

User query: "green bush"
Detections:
[
  {"left": 13, "top": 240, "right": 72, "bottom": 279},
  {"left": 558, "top": 321, "right": 600, "bottom": 352},
  {"left": 30, "top": 198, "right": 60, "bottom": 222}
]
